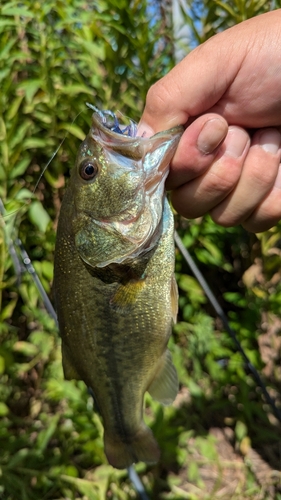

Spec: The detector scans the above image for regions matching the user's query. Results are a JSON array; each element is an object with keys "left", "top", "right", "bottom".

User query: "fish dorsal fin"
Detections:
[
  {"left": 147, "top": 350, "right": 178, "bottom": 406},
  {"left": 171, "top": 274, "right": 178, "bottom": 324}
]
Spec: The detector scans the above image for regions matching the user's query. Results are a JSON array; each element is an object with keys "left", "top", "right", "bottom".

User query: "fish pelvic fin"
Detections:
[
  {"left": 147, "top": 350, "right": 179, "bottom": 406},
  {"left": 104, "top": 423, "right": 160, "bottom": 469}
]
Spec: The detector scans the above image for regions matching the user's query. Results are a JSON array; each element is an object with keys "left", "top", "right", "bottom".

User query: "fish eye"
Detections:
[{"left": 79, "top": 160, "right": 98, "bottom": 181}]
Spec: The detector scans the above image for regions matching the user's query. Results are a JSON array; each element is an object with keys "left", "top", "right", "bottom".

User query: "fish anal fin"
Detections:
[
  {"left": 147, "top": 350, "right": 178, "bottom": 406},
  {"left": 171, "top": 274, "right": 178, "bottom": 324},
  {"left": 62, "top": 342, "right": 81, "bottom": 380},
  {"left": 104, "top": 423, "right": 160, "bottom": 469}
]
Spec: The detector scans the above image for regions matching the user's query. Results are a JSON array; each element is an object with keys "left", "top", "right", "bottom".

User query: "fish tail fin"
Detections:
[{"left": 104, "top": 424, "right": 160, "bottom": 469}]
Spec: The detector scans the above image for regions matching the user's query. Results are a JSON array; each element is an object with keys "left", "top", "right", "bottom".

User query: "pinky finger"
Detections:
[{"left": 242, "top": 165, "right": 281, "bottom": 232}]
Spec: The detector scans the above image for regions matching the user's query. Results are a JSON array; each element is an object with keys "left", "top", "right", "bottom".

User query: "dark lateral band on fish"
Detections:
[{"left": 53, "top": 105, "right": 183, "bottom": 469}]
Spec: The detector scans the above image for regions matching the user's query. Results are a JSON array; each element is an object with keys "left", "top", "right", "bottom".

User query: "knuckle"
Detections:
[
  {"left": 209, "top": 198, "right": 242, "bottom": 227},
  {"left": 145, "top": 81, "right": 172, "bottom": 115},
  {"left": 243, "top": 215, "right": 281, "bottom": 232},
  {"left": 250, "top": 162, "right": 278, "bottom": 188},
  {"left": 245, "top": 142, "right": 281, "bottom": 187},
  {"left": 210, "top": 211, "right": 236, "bottom": 227},
  {"left": 204, "top": 161, "right": 241, "bottom": 194},
  {"left": 243, "top": 192, "right": 281, "bottom": 232}
]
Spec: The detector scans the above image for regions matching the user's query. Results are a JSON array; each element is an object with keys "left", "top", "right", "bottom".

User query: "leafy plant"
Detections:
[{"left": 1, "top": 1, "right": 281, "bottom": 499}]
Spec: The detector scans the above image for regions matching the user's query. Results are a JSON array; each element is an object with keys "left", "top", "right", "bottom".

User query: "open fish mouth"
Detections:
[
  {"left": 85, "top": 103, "right": 184, "bottom": 196},
  {"left": 86, "top": 103, "right": 138, "bottom": 138}
]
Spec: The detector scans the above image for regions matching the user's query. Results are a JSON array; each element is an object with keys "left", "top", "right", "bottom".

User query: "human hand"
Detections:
[{"left": 138, "top": 10, "right": 281, "bottom": 232}]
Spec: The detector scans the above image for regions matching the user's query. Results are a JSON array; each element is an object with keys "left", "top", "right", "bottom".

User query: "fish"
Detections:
[{"left": 53, "top": 105, "right": 183, "bottom": 469}]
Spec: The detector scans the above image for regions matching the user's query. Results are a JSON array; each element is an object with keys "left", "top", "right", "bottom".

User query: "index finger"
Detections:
[{"left": 138, "top": 20, "right": 254, "bottom": 135}]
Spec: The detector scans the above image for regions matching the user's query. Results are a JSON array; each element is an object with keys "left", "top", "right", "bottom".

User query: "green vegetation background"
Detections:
[{"left": 0, "top": 1, "right": 281, "bottom": 499}]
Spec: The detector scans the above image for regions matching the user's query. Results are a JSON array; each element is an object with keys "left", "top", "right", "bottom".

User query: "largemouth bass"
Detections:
[{"left": 53, "top": 106, "right": 183, "bottom": 469}]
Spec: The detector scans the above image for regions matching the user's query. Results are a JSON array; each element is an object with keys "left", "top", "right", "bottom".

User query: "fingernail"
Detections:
[
  {"left": 224, "top": 127, "right": 249, "bottom": 158},
  {"left": 137, "top": 122, "right": 155, "bottom": 138},
  {"left": 197, "top": 118, "right": 227, "bottom": 154},
  {"left": 259, "top": 129, "right": 281, "bottom": 154}
]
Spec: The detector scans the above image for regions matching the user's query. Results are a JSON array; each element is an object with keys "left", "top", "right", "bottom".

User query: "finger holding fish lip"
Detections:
[
  {"left": 169, "top": 125, "right": 250, "bottom": 218},
  {"left": 165, "top": 113, "right": 228, "bottom": 190}
]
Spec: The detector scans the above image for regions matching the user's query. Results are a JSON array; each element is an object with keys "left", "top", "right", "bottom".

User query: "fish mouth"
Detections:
[
  {"left": 86, "top": 103, "right": 138, "bottom": 139},
  {"left": 87, "top": 103, "right": 183, "bottom": 159}
]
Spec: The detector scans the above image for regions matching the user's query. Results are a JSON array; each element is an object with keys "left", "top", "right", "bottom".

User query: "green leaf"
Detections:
[
  {"left": 59, "top": 123, "right": 86, "bottom": 140},
  {"left": 60, "top": 475, "right": 101, "bottom": 500},
  {"left": 28, "top": 331, "right": 54, "bottom": 358},
  {"left": 6, "top": 95, "right": 24, "bottom": 121},
  {"left": 23, "top": 138, "right": 54, "bottom": 149},
  {"left": 178, "top": 274, "right": 206, "bottom": 304},
  {"left": 0, "top": 402, "right": 9, "bottom": 416},
  {"left": 28, "top": 201, "right": 51, "bottom": 232},
  {"left": 36, "top": 414, "right": 60, "bottom": 452},
  {"left": 9, "top": 121, "right": 33, "bottom": 150},
  {"left": 1, "top": 4, "right": 34, "bottom": 17},
  {"left": 235, "top": 420, "right": 248, "bottom": 442},
  {"left": 41, "top": 260, "right": 54, "bottom": 281},
  {"left": 0, "top": 355, "right": 5, "bottom": 375},
  {"left": 0, "top": 19, "right": 16, "bottom": 27},
  {"left": 18, "top": 79, "right": 44, "bottom": 104},
  {"left": 9, "top": 157, "right": 30, "bottom": 178},
  {"left": 0, "top": 117, "right": 6, "bottom": 140},
  {"left": 0, "top": 298, "right": 17, "bottom": 320},
  {"left": 13, "top": 341, "right": 39, "bottom": 356},
  {"left": 15, "top": 188, "right": 34, "bottom": 200},
  {"left": 59, "top": 84, "right": 94, "bottom": 96}
]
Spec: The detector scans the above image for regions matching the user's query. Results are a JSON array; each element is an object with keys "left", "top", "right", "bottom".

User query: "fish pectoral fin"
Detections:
[
  {"left": 62, "top": 343, "right": 81, "bottom": 380},
  {"left": 110, "top": 279, "right": 146, "bottom": 309},
  {"left": 147, "top": 350, "right": 178, "bottom": 406},
  {"left": 171, "top": 274, "right": 178, "bottom": 324}
]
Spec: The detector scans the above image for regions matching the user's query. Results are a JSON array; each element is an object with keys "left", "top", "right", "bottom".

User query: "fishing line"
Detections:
[
  {"left": 1, "top": 110, "right": 84, "bottom": 220},
  {"left": 32, "top": 110, "right": 84, "bottom": 195},
  {"left": 174, "top": 230, "right": 281, "bottom": 423}
]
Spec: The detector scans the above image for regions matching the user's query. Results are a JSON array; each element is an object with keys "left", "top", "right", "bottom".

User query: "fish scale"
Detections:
[{"left": 54, "top": 108, "right": 183, "bottom": 469}]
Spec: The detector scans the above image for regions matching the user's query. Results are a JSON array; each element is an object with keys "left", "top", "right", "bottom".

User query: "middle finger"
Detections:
[{"left": 170, "top": 126, "right": 250, "bottom": 218}]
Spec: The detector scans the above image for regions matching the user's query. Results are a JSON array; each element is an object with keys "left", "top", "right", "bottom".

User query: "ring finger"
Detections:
[{"left": 210, "top": 128, "right": 281, "bottom": 226}]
